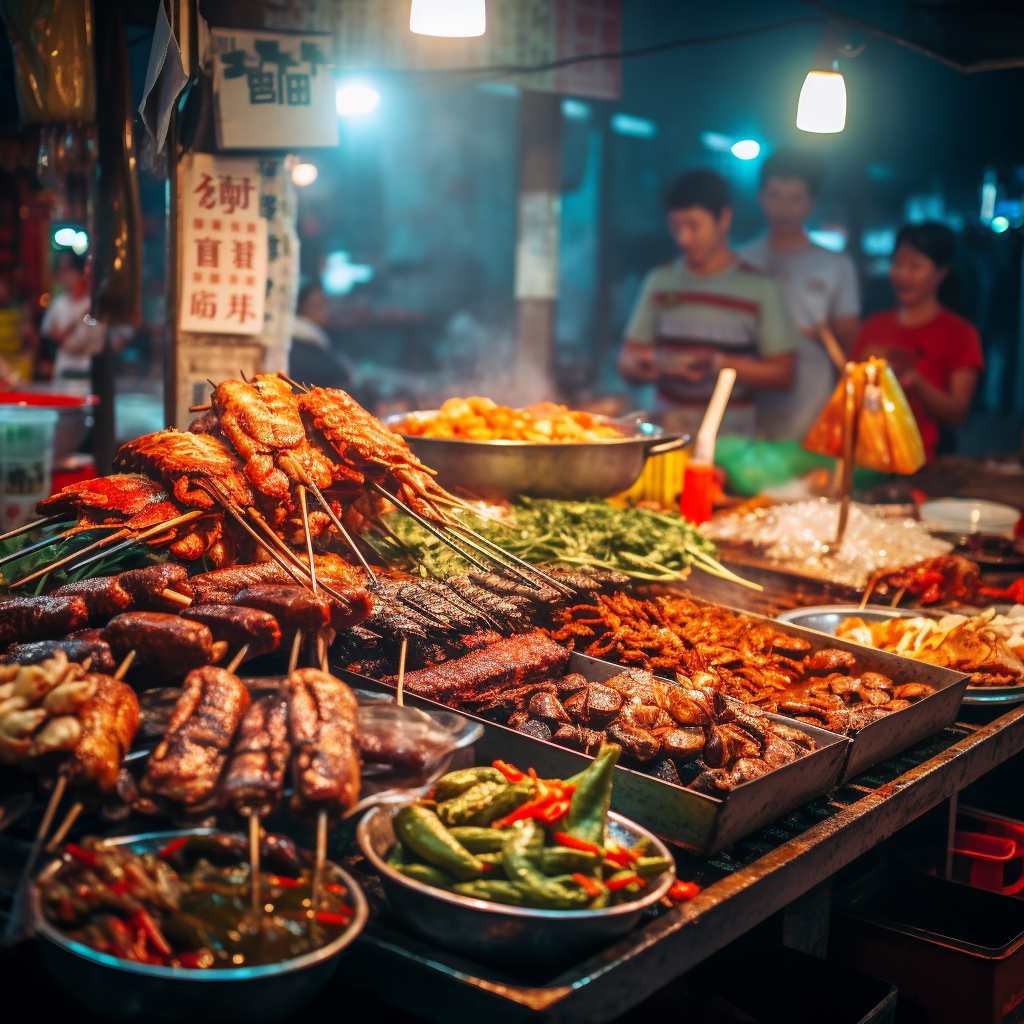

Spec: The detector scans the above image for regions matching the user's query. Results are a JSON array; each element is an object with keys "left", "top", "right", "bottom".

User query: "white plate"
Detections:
[{"left": 919, "top": 498, "right": 1020, "bottom": 539}]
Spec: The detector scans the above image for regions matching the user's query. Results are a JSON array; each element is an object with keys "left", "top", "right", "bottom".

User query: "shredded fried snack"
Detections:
[
  {"left": 836, "top": 607, "right": 1024, "bottom": 687},
  {"left": 394, "top": 397, "right": 626, "bottom": 443}
]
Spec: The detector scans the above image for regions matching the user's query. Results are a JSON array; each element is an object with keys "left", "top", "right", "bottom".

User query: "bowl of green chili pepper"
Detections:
[{"left": 356, "top": 743, "right": 677, "bottom": 966}]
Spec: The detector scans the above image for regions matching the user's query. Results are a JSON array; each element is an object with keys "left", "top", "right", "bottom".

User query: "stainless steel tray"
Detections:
[
  {"left": 333, "top": 650, "right": 850, "bottom": 856},
  {"left": 776, "top": 604, "right": 1020, "bottom": 709}
]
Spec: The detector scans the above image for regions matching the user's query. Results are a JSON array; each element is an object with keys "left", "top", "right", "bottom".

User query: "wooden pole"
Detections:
[{"left": 514, "top": 89, "right": 563, "bottom": 402}]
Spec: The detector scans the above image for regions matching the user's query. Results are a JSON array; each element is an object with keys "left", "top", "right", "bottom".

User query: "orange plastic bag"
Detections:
[
  {"left": 854, "top": 360, "right": 892, "bottom": 472},
  {"left": 802, "top": 362, "right": 864, "bottom": 459},
  {"left": 880, "top": 361, "right": 926, "bottom": 474}
]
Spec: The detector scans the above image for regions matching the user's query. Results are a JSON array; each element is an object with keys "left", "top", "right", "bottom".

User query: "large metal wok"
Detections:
[{"left": 387, "top": 412, "right": 688, "bottom": 501}]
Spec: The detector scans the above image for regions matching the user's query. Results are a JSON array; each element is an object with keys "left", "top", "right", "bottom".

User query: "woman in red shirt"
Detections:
[{"left": 853, "top": 222, "right": 983, "bottom": 462}]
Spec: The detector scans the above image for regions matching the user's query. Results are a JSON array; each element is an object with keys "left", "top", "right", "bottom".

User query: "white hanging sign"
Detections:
[
  {"left": 179, "top": 153, "right": 268, "bottom": 336},
  {"left": 210, "top": 29, "right": 339, "bottom": 149}
]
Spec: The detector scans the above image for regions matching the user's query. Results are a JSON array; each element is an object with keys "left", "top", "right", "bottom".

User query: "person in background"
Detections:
[
  {"left": 853, "top": 222, "right": 982, "bottom": 463},
  {"left": 289, "top": 281, "right": 355, "bottom": 392},
  {"left": 741, "top": 149, "right": 861, "bottom": 440},
  {"left": 40, "top": 252, "right": 105, "bottom": 384},
  {"left": 618, "top": 168, "right": 799, "bottom": 438}
]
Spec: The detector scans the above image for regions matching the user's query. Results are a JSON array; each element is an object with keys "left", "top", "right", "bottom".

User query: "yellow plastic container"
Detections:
[{"left": 610, "top": 447, "right": 688, "bottom": 509}]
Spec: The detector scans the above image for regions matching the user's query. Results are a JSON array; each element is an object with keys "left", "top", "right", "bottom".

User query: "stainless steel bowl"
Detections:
[
  {"left": 357, "top": 805, "right": 675, "bottom": 966},
  {"left": 31, "top": 829, "right": 369, "bottom": 1024},
  {"left": 387, "top": 412, "right": 688, "bottom": 500}
]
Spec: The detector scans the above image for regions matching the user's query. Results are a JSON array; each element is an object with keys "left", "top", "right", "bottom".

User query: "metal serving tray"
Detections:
[
  {"left": 333, "top": 651, "right": 850, "bottom": 856},
  {"left": 776, "top": 604, "right": 1018, "bottom": 709}
]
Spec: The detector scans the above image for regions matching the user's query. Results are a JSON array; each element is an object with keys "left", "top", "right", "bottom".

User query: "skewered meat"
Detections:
[
  {"left": 102, "top": 612, "right": 215, "bottom": 680},
  {"left": 180, "top": 605, "right": 281, "bottom": 662},
  {"left": 0, "top": 596, "right": 89, "bottom": 645},
  {"left": 118, "top": 564, "right": 194, "bottom": 611},
  {"left": 36, "top": 473, "right": 167, "bottom": 519},
  {"left": 232, "top": 584, "right": 331, "bottom": 633},
  {"left": 115, "top": 429, "right": 253, "bottom": 510},
  {"left": 142, "top": 666, "right": 251, "bottom": 809},
  {"left": 190, "top": 554, "right": 365, "bottom": 604},
  {"left": 287, "top": 668, "right": 360, "bottom": 819},
  {"left": 52, "top": 577, "right": 132, "bottom": 621},
  {"left": 65, "top": 674, "right": 140, "bottom": 793},
  {"left": 381, "top": 631, "right": 570, "bottom": 703},
  {"left": 2, "top": 639, "right": 116, "bottom": 673},
  {"left": 218, "top": 692, "right": 290, "bottom": 819}
]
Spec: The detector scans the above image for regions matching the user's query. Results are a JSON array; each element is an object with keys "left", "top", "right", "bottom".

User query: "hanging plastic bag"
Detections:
[
  {"left": 802, "top": 362, "right": 864, "bottom": 459},
  {"left": 0, "top": 0, "right": 95, "bottom": 123},
  {"left": 879, "top": 360, "right": 926, "bottom": 474},
  {"left": 854, "top": 359, "right": 893, "bottom": 472}
]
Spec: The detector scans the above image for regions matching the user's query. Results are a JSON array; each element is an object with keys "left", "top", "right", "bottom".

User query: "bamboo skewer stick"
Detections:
[
  {"left": 113, "top": 650, "right": 136, "bottom": 680},
  {"left": 160, "top": 588, "right": 192, "bottom": 608},
  {"left": 288, "top": 630, "right": 303, "bottom": 675},
  {"left": 0, "top": 523, "right": 125, "bottom": 569},
  {"left": 859, "top": 573, "right": 879, "bottom": 610},
  {"left": 249, "top": 812, "right": 262, "bottom": 915},
  {"left": 0, "top": 514, "right": 67, "bottom": 545},
  {"left": 10, "top": 530, "right": 131, "bottom": 588},
  {"left": 890, "top": 586, "right": 906, "bottom": 608},
  {"left": 298, "top": 486, "right": 318, "bottom": 594},
  {"left": 307, "top": 482, "right": 380, "bottom": 588},
  {"left": 276, "top": 372, "right": 309, "bottom": 394},
  {"left": 311, "top": 808, "right": 328, "bottom": 939},
  {"left": 226, "top": 644, "right": 250, "bottom": 674},
  {"left": 396, "top": 637, "right": 407, "bottom": 708},
  {"left": 44, "top": 801, "right": 83, "bottom": 853}
]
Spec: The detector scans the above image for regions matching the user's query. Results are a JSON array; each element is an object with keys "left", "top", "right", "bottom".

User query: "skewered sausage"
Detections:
[
  {"left": 117, "top": 563, "right": 194, "bottom": 611},
  {"left": 0, "top": 596, "right": 89, "bottom": 645},
  {"left": 142, "top": 666, "right": 251, "bottom": 809},
  {"left": 232, "top": 584, "right": 331, "bottom": 633},
  {"left": 179, "top": 604, "right": 281, "bottom": 662},
  {"left": 287, "top": 668, "right": 360, "bottom": 819},
  {"left": 102, "top": 612, "right": 214, "bottom": 680},
  {"left": 2, "top": 639, "right": 116, "bottom": 674},
  {"left": 218, "top": 692, "right": 290, "bottom": 819},
  {"left": 52, "top": 577, "right": 131, "bottom": 621}
]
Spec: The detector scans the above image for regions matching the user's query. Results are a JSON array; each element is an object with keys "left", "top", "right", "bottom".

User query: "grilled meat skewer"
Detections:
[
  {"left": 0, "top": 596, "right": 90, "bottom": 646},
  {"left": 218, "top": 692, "right": 291, "bottom": 819},
  {"left": 101, "top": 612, "right": 216, "bottom": 681}
]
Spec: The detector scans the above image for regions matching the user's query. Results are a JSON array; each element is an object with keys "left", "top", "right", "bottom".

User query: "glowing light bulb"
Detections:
[
  {"left": 991, "top": 216, "right": 1010, "bottom": 234},
  {"left": 336, "top": 82, "right": 380, "bottom": 117},
  {"left": 291, "top": 163, "right": 318, "bottom": 187},
  {"left": 730, "top": 140, "right": 760, "bottom": 160},
  {"left": 796, "top": 70, "right": 847, "bottom": 134},
  {"left": 410, "top": 0, "right": 485, "bottom": 37}
]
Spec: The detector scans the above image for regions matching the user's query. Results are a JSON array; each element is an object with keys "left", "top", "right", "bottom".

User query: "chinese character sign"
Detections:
[
  {"left": 179, "top": 154, "right": 268, "bottom": 335},
  {"left": 211, "top": 29, "right": 339, "bottom": 149}
]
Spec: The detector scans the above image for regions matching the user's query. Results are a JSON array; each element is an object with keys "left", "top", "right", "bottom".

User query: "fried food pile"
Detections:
[
  {"left": 837, "top": 607, "right": 1024, "bottom": 687},
  {"left": 544, "top": 593, "right": 936, "bottom": 733},
  {"left": 394, "top": 397, "right": 626, "bottom": 443}
]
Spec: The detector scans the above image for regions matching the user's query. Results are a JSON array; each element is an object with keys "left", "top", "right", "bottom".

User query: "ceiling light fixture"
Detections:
[
  {"left": 336, "top": 81, "right": 380, "bottom": 117},
  {"left": 731, "top": 139, "right": 761, "bottom": 160},
  {"left": 797, "top": 22, "right": 861, "bottom": 135},
  {"left": 410, "top": 0, "right": 486, "bottom": 38},
  {"left": 291, "top": 163, "right": 318, "bottom": 187}
]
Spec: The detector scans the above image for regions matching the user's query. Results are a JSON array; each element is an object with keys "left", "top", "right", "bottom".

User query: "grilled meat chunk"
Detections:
[
  {"left": 102, "top": 612, "right": 214, "bottom": 681},
  {"left": 232, "top": 584, "right": 331, "bottom": 633},
  {"left": 65, "top": 674, "right": 140, "bottom": 794},
  {"left": 287, "top": 668, "right": 360, "bottom": 819},
  {"left": 2, "top": 639, "right": 115, "bottom": 674},
  {"left": 142, "top": 666, "right": 251, "bottom": 809},
  {"left": 118, "top": 563, "right": 194, "bottom": 611},
  {"left": 190, "top": 554, "right": 365, "bottom": 604},
  {"left": 52, "top": 577, "right": 131, "bottom": 622},
  {"left": 218, "top": 692, "right": 291, "bottom": 819},
  {"left": 805, "top": 649, "right": 858, "bottom": 673},
  {"left": 0, "top": 596, "right": 89, "bottom": 645},
  {"left": 181, "top": 604, "right": 281, "bottom": 662}
]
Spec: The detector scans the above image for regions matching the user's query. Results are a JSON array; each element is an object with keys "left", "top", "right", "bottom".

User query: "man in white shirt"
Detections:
[
  {"left": 740, "top": 150, "right": 860, "bottom": 440},
  {"left": 40, "top": 253, "right": 105, "bottom": 383}
]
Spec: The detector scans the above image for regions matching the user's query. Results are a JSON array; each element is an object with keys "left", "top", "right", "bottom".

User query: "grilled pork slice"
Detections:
[{"left": 218, "top": 692, "right": 291, "bottom": 819}]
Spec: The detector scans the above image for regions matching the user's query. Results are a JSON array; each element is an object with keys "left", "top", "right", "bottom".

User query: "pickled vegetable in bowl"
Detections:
[
  {"left": 394, "top": 397, "right": 626, "bottom": 443},
  {"left": 385, "top": 744, "right": 683, "bottom": 910},
  {"left": 37, "top": 833, "right": 356, "bottom": 969}
]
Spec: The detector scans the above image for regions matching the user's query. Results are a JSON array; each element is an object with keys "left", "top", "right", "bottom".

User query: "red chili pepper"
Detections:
[
  {"left": 527, "top": 767, "right": 538, "bottom": 780},
  {"left": 325, "top": 883, "right": 347, "bottom": 896},
  {"left": 131, "top": 908, "right": 173, "bottom": 956},
  {"left": 553, "top": 832, "right": 603, "bottom": 856},
  {"left": 177, "top": 950, "right": 213, "bottom": 970},
  {"left": 605, "top": 841, "right": 639, "bottom": 866},
  {"left": 65, "top": 843, "right": 99, "bottom": 868},
  {"left": 159, "top": 837, "right": 190, "bottom": 860},
  {"left": 668, "top": 880, "right": 701, "bottom": 901},
  {"left": 920, "top": 582, "right": 942, "bottom": 604},
  {"left": 571, "top": 873, "right": 604, "bottom": 897},
  {"left": 267, "top": 874, "right": 301, "bottom": 888},
  {"left": 492, "top": 759, "right": 525, "bottom": 784},
  {"left": 537, "top": 799, "right": 571, "bottom": 824},
  {"left": 315, "top": 912, "right": 352, "bottom": 927},
  {"left": 605, "top": 873, "right": 643, "bottom": 891},
  {"left": 107, "top": 880, "right": 130, "bottom": 896},
  {"left": 918, "top": 571, "right": 946, "bottom": 587}
]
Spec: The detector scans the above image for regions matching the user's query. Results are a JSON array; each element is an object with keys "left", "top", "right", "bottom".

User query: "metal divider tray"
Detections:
[
  {"left": 334, "top": 650, "right": 850, "bottom": 856},
  {"left": 650, "top": 597, "right": 970, "bottom": 786}
]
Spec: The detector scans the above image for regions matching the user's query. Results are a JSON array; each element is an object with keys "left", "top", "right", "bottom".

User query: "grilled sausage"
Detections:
[
  {"left": 0, "top": 596, "right": 89, "bottom": 645},
  {"left": 287, "top": 668, "right": 360, "bottom": 820},
  {"left": 232, "top": 584, "right": 331, "bottom": 633},
  {"left": 102, "top": 612, "right": 213, "bottom": 680},
  {"left": 218, "top": 692, "right": 290, "bottom": 818},
  {"left": 142, "top": 666, "right": 251, "bottom": 809},
  {"left": 2, "top": 639, "right": 116, "bottom": 674},
  {"left": 180, "top": 604, "right": 281, "bottom": 662},
  {"left": 52, "top": 577, "right": 131, "bottom": 622},
  {"left": 117, "top": 563, "right": 194, "bottom": 611},
  {"left": 65, "top": 674, "right": 140, "bottom": 794}
]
